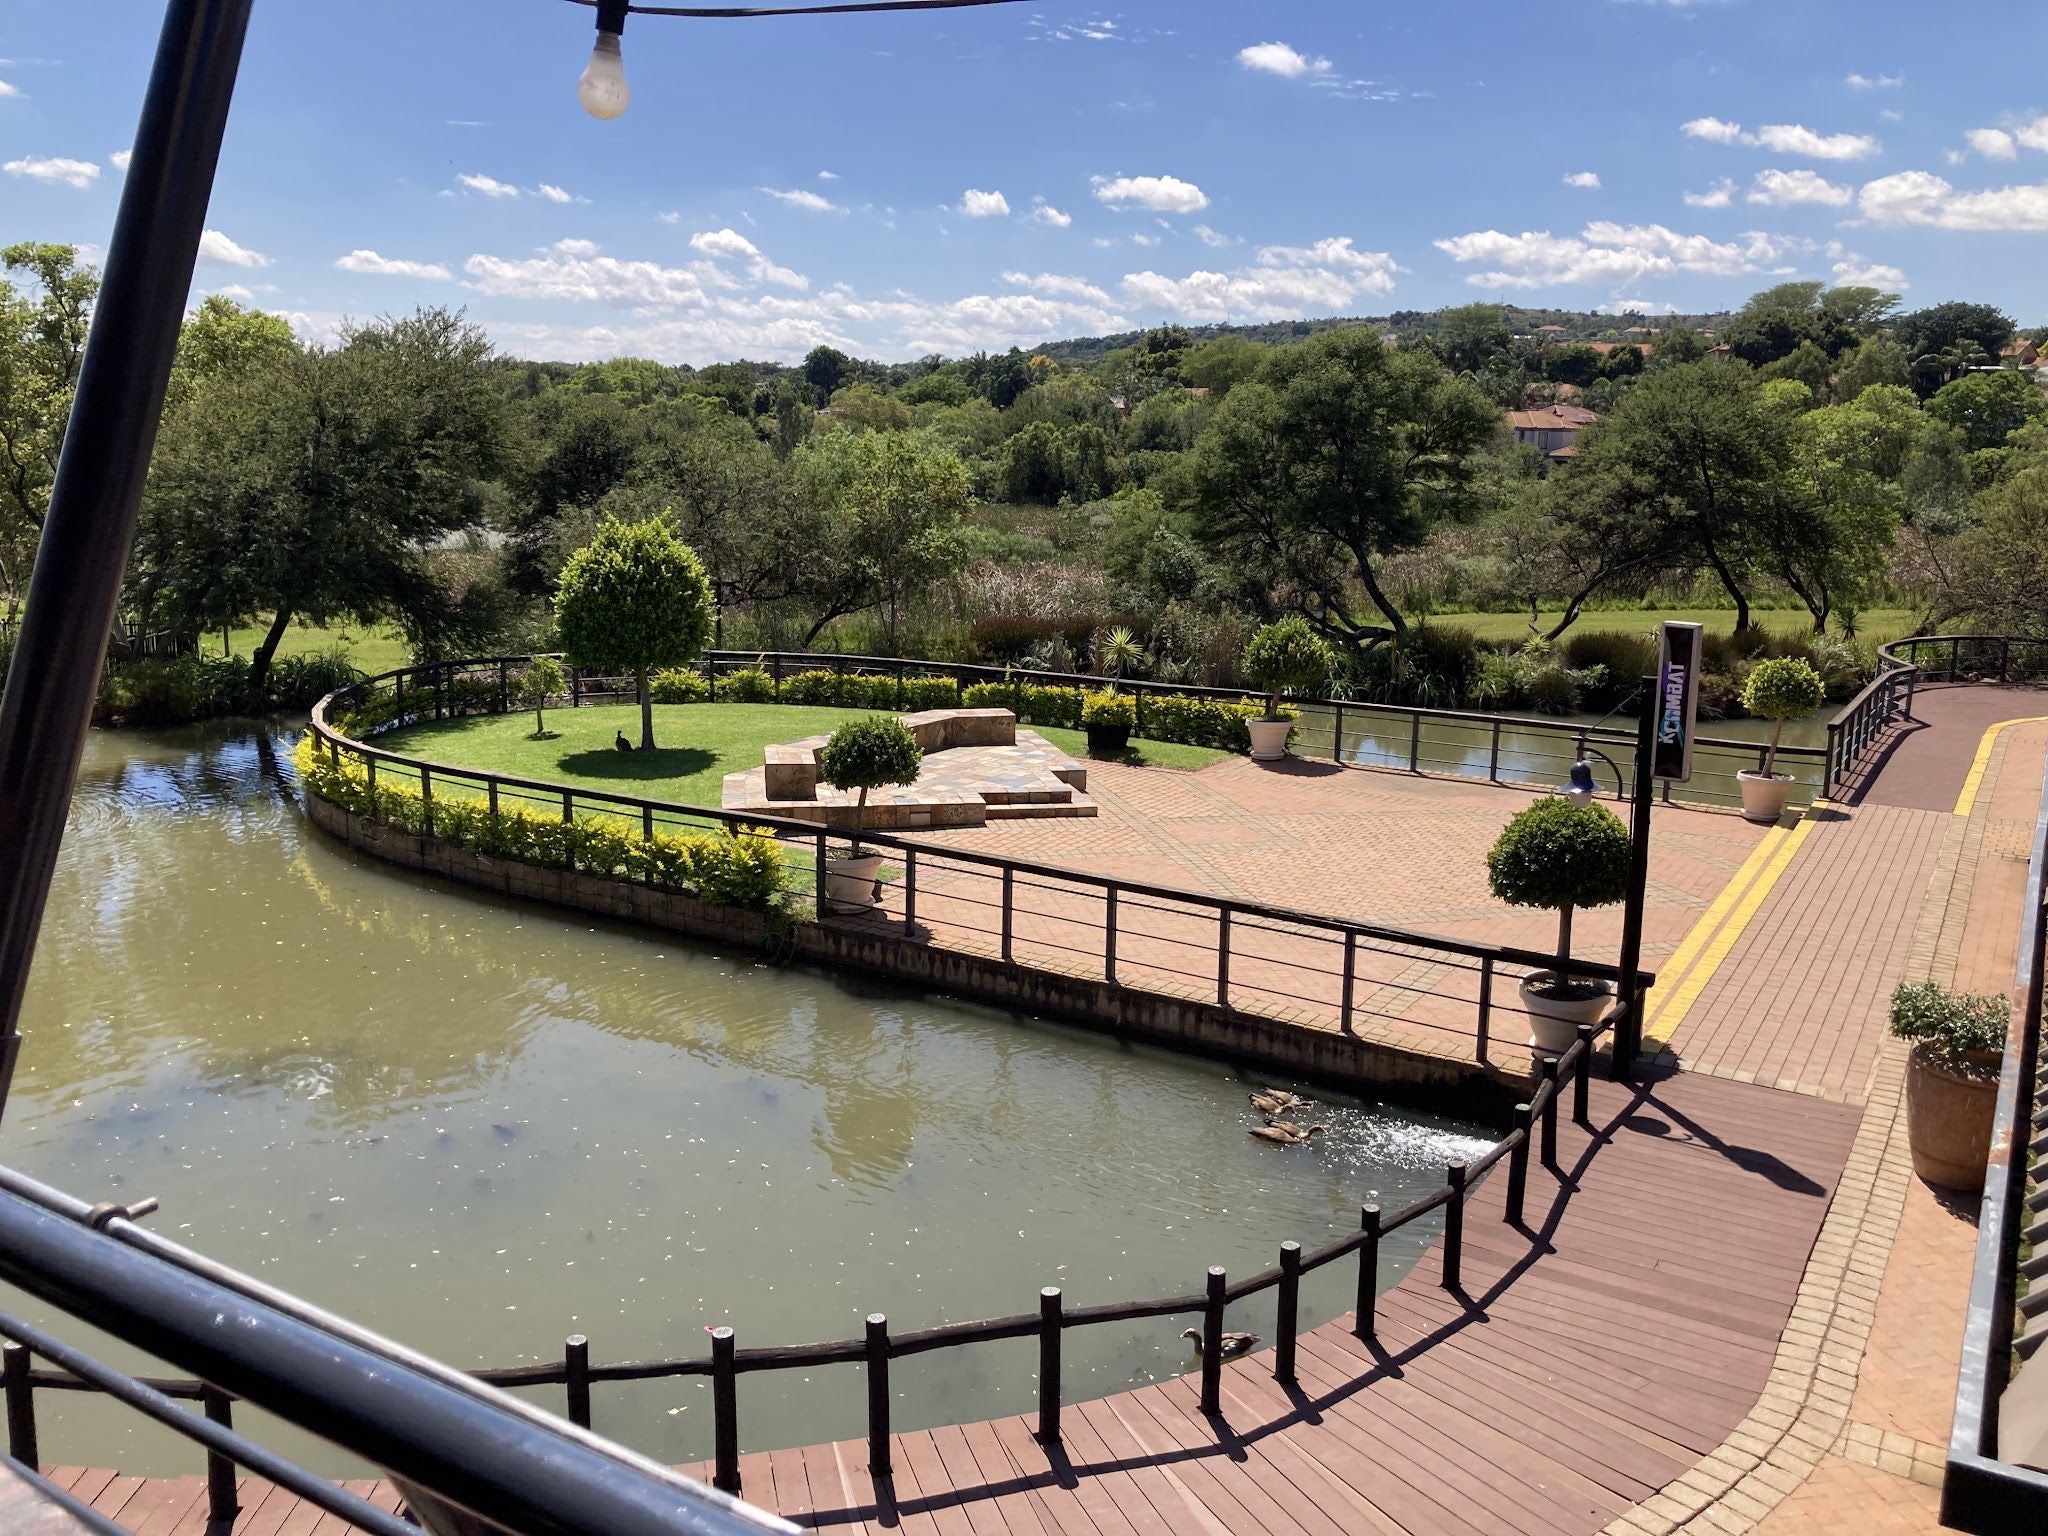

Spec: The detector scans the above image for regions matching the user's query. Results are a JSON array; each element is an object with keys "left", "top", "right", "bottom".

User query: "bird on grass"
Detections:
[
  {"left": 1248, "top": 1122, "right": 1325, "bottom": 1146},
  {"left": 1180, "top": 1328, "right": 1259, "bottom": 1359},
  {"left": 1248, "top": 1089, "right": 1308, "bottom": 1116}
]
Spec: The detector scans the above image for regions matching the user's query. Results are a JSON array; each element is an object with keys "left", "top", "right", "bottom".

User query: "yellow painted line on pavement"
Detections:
[
  {"left": 1953, "top": 717, "right": 2048, "bottom": 819},
  {"left": 1644, "top": 811, "right": 1821, "bottom": 1043},
  {"left": 1639, "top": 822, "right": 1789, "bottom": 1039}
]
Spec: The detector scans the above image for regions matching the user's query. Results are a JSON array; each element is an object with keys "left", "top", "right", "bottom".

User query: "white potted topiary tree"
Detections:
[
  {"left": 1242, "top": 617, "right": 1334, "bottom": 761},
  {"left": 817, "top": 716, "right": 923, "bottom": 911},
  {"left": 1736, "top": 656, "right": 1823, "bottom": 823},
  {"left": 1486, "top": 797, "right": 1632, "bottom": 1052}
]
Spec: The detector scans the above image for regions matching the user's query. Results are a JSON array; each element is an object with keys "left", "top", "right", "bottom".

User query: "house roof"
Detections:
[{"left": 1506, "top": 405, "right": 1598, "bottom": 431}]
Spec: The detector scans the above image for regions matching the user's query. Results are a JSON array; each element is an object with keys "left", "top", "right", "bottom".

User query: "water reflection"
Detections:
[{"left": 2, "top": 721, "right": 1495, "bottom": 1474}]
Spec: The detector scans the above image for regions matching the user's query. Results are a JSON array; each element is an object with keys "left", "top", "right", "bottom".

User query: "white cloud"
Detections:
[
  {"left": 1844, "top": 73, "right": 1902, "bottom": 89},
  {"left": 551, "top": 238, "right": 601, "bottom": 257},
  {"left": 1833, "top": 256, "right": 1908, "bottom": 288},
  {"left": 109, "top": 149, "right": 131, "bottom": 172},
  {"left": 689, "top": 226, "right": 807, "bottom": 289},
  {"left": 1684, "top": 177, "right": 1736, "bottom": 208},
  {"left": 536, "top": 183, "right": 589, "bottom": 205},
  {"left": 1130, "top": 233, "right": 1158, "bottom": 247},
  {"left": 1746, "top": 168, "right": 1852, "bottom": 207},
  {"left": 1966, "top": 128, "right": 2018, "bottom": 161},
  {"left": 1029, "top": 199, "right": 1072, "bottom": 228},
  {"left": 1563, "top": 171, "right": 1601, "bottom": 189},
  {"left": 1193, "top": 224, "right": 1232, "bottom": 247},
  {"left": 1002, "top": 271, "right": 1116, "bottom": 305},
  {"left": 0, "top": 81, "right": 20, "bottom": 99},
  {"left": 335, "top": 249, "right": 453, "bottom": 280},
  {"left": 1593, "top": 299, "right": 1684, "bottom": 316},
  {"left": 1755, "top": 123, "right": 1881, "bottom": 160},
  {"left": 1858, "top": 169, "right": 2048, "bottom": 230},
  {"left": 759, "top": 186, "right": 841, "bottom": 213},
  {"left": 958, "top": 188, "right": 1010, "bottom": 218},
  {"left": 1434, "top": 220, "right": 1800, "bottom": 289},
  {"left": 1121, "top": 237, "right": 1398, "bottom": 322},
  {"left": 198, "top": 229, "right": 269, "bottom": 268},
  {"left": 818, "top": 170, "right": 839, "bottom": 181},
  {"left": 209, "top": 284, "right": 255, "bottom": 301},
  {"left": 1681, "top": 116, "right": 1747, "bottom": 144},
  {"left": 1681, "top": 118, "right": 1880, "bottom": 159},
  {"left": 1091, "top": 173, "right": 1210, "bottom": 213},
  {"left": 1237, "top": 42, "right": 1331, "bottom": 79},
  {"left": 3, "top": 155, "right": 99, "bottom": 189},
  {"left": 457, "top": 172, "right": 521, "bottom": 198},
  {"left": 656, "top": 211, "right": 682, "bottom": 225},
  {"left": 2018, "top": 115, "right": 2048, "bottom": 152}
]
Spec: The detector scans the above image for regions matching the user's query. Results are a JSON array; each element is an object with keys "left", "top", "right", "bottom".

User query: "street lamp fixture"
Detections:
[
  {"left": 1558, "top": 760, "right": 1598, "bottom": 809},
  {"left": 567, "top": 0, "right": 1026, "bottom": 121}
]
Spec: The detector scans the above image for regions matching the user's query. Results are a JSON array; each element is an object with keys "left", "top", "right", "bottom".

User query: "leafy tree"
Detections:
[
  {"left": 1833, "top": 335, "right": 1912, "bottom": 398},
  {"left": 1486, "top": 799, "right": 1631, "bottom": 983},
  {"left": 1926, "top": 369, "right": 2048, "bottom": 451},
  {"left": 167, "top": 296, "right": 297, "bottom": 405},
  {"left": 1184, "top": 328, "right": 1497, "bottom": 652},
  {"left": 1896, "top": 302, "right": 2016, "bottom": 387},
  {"left": 803, "top": 345, "right": 854, "bottom": 407},
  {"left": 519, "top": 654, "right": 566, "bottom": 737},
  {"left": 1650, "top": 327, "right": 1709, "bottom": 368},
  {"left": 1758, "top": 340, "right": 1832, "bottom": 399},
  {"left": 1741, "top": 658, "right": 1824, "bottom": 774},
  {"left": 553, "top": 515, "right": 714, "bottom": 749},
  {"left": 0, "top": 242, "right": 97, "bottom": 602},
  {"left": 1935, "top": 461, "right": 2048, "bottom": 634},
  {"left": 818, "top": 716, "right": 923, "bottom": 847},
  {"left": 1433, "top": 304, "right": 1513, "bottom": 375},
  {"left": 1242, "top": 617, "right": 1336, "bottom": 719},
  {"left": 827, "top": 382, "right": 912, "bottom": 433},
  {"left": 1760, "top": 386, "right": 1917, "bottom": 630},
  {"left": 505, "top": 390, "right": 639, "bottom": 594},
  {"left": 134, "top": 308, "right": 509, "bottom": 688},
  {"left": 1179, "top": 334, "right": 1263, "bottom": 397}
]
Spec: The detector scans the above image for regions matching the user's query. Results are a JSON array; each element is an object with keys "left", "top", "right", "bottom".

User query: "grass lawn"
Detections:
[
  {"left": 198, "top": 615, "right": 412, "bottom": 677},
  {"left": 375, "top": 702, "right": 1228, "bottom": 810},
  {"left": 1435, "top": 607, "right": 1919, "bottom": 646}
]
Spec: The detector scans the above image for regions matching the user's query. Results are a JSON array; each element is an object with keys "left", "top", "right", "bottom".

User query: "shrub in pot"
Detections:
[
  {"left": 1737, "top": 657, "right": 1823, "bottom": 823},
  {"left": 1242, "top": 618, "right": 1335, "bottom": 761},
  {"left": 1486, "top": 797, "right": 1632, "bottom": 1053},
  {"left": 1889, "top": 980, "right": 2011, "bottom": 1192},
  {"left": 817, "top": 716, "right": 922, "bottom": 912},
  {"left": 1081, "top": 690, "right": 1136, "bottom": 756}
]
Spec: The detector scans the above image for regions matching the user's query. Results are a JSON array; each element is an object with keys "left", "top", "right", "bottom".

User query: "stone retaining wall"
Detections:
[{"left": 308, "top": 794, "right": 1517, "bottom": 1113}]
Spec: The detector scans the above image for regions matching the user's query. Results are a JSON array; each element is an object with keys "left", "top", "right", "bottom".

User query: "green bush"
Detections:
[
  {"left": 1742, "top": 656, "right": 1825, "bottom": 776},
  {"left": 1243, "top": 618, "right": 1336, "bottom": 717},
  {"left": 1486, "top": 797, "right": 1632, "bottom": 975},
  {"left": 1141, "top": 692, "right": 1272, "bottom": 751},
  {"left": 1081, "top": 690, "right": 1136, "bottom": 728},
  {"left": 295, "top": 735, "right": 790, "bottom": 911},
  {"left": 901, "top": 675, "right": 963, "bottom": 710},
  {"left": 103, "top": 659, "right": 202, "bottom": 726},
  {"left": 649, "top": 667, "right": 709, "bottom": 703},
  {"left": 1561, "top": 630, "right": 1656, "bottom": 685},
  {"left": 1888, "top": 980, "right": 2010, "bottom": 1073},
  {"left": 721, "top": 666, "right": 777, "bottom": 703},
  {"left": 963, "top": 679, "right": 1088, "bottom": 728},
  {"left": 818, "top": 716, "right": 923, "bottom": 840}
]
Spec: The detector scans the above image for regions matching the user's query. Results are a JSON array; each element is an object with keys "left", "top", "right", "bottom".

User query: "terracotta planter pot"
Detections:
[
  {"left": 1737, "top": 770, "right": 1795, "bottom": 824},
  {"left": 1246, "top": 717, "right": 1293, "bottom": 761},
  {"left": 1904, "top": 1043, "right": 2002, "bottom": 1192},
  {"left": 1518, "top": 972, "right": 1614, "bottom": 1055}
]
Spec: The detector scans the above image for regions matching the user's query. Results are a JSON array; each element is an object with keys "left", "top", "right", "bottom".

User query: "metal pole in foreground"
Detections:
[
  {"left": 1612, "top": 677, "right": 1658, "bottom": 1079},
  {"left": 0, "top": 0, "right": 256, "bottom": 1126}
]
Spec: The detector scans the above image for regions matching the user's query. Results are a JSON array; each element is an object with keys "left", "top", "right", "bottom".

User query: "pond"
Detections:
[{"left": 0, "top": 721, "right": 1494, "bottom": 1477}]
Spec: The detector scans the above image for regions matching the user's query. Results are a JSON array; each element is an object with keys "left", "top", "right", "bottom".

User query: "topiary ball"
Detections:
[{"left": 1486, "top": 798, "right": 1632, "bottom": 913}]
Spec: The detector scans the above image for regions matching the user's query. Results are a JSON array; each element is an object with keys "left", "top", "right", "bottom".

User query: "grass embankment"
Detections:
[
  {"left": 199, "top": 617, "right": 412, "bottom": 677},
  {"left": 1443, "top": 607, "right": 1918, "bottom": 645},
  {"left": 375, "top": 703, "right": 1227, "bottom": 810}
]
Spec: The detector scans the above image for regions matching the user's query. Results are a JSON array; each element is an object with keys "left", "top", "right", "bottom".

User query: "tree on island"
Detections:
[
  {"left": 553, "top": 515, "right": 714, "bottom": 751},
  {"left": 519, "top": 654, "right": 566, "bottom": 739}
]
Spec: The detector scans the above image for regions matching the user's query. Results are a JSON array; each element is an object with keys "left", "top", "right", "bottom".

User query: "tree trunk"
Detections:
[
  {"left": 1764, "top": 717, "right": 1785, "bottom": 779},
  {"left": 1556, "top": 903, "right": 1574, "bottom": 985},
  {"left": 533, "top": 704, "right": 545, "bottom": 736},
  {"left": 852, "top": 786, "right": 869, "bottom": 853},
  {"left": 637, "top": 665, "right": 653, "bottom": 751},
  {"left": 1700, "top": 543, "right": 1750, "bottom": 633},
  {"left": 248, "top": 606, "right": 294, "bottom": 692}
]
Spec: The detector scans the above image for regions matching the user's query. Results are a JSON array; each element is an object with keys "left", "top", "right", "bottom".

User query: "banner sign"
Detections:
[{"left": 1652, "top": 622, "right": 1703, "bottom": 782}]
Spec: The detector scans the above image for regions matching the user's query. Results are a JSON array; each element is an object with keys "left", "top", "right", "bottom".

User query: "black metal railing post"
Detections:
[
  {"left": 1001, "top": 867, "right": 1014, "bottom": 961},
  {"left": 1355, "top": 1205, "right": 1381, "bottom": 1340},
  {"left": 1506, "top": 1105, "right": 1532, "bottom": 1227},
  {"left": 1200, "top": 1267, "right": 1227, "bottom": 1415},
  {"left": 815, "top": 830, "right": 828, "bottom": 914},
  {"left": 1104, "top": 887, "right": 1118, "bottom": 983},
  {"left": 564, "top": 1334, "right": 590, "bottom": 1430},
  {"left": 1341, "top": 930, "right": 1357, "bottom": 1034},
  {"left": 2, "top": 1340, "right": 35, "bottom": 1468},
  {"left": 711, "top": 1327, "right": 739, "bottom": 1495},
  {"left": 1275, "top": 1242, "right": 1301, "bottom": 1385},
  {"left": 1540, "top": 1056, "right": 1561, "bottom": 1168},
  {"left": 903, "top": 849, "right": 918, "bottom": 935},
  {"left": 1443, "top": 1164, "right": 1467, "bottom": 1292},
  {"left": 1217, "top": 907, "right": 1232, "bottom": 1007},
  {"left": 1036, "top": 1288, "right": 1062, "bottom": 1444},
  {"left": 865, "top": 1314, "right": 892, "bottom": 1477},
  {"left": 1477, "top": 955, "right": 1494, "bottom": 1057},
  {"left": 202, "top": 1385, "right": 238, "bottom": 1524},
  {"left": 1574, "top": 1023, "right": 1594, "bottom": 1125}
]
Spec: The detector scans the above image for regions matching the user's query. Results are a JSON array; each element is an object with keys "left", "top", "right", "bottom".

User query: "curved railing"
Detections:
[
  {"left": 1825, "top": 635, "right": 2048, "bottom": 795},
  {"left": 6, "top": 1008, "right": 1621, "bottom": 1502}
]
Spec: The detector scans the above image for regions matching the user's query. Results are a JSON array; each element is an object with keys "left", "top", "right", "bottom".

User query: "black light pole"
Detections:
[
  {"left": 0, "top": 0, "right": 255, "bottom": 1125},
  {"left": 1611, "top": 677, "right": 1658, "bottom": 1080}
]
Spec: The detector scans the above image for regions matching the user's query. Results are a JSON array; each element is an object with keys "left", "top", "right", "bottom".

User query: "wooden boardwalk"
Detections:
[{"left": 53, "top": 1067, "right": 1858, "bottom": 1536}]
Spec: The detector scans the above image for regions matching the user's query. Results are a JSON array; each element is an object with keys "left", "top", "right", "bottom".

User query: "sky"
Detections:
[{"left": 3, "top": 1, "right": 2046, "bottom": 366}]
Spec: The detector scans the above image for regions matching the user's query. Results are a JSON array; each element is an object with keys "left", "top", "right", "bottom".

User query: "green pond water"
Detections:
[{"left": 0, "top": 721, "right": 1494, "bottom": 1477}]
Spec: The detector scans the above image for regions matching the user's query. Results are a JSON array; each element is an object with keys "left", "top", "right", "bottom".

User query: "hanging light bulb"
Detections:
[{"left": 578, "top": 1, "right": 631, "bottom": 121}]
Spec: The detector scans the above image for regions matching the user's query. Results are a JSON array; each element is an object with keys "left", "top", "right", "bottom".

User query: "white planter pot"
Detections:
[
  {"left": 1737, "top": 770, "right": 1795, "bottom": 825},
  {"left": 1247, "top": 717, "right": 1293, "bottom": 761},
  {"left": 824, "top": 852, "right": 884, "bottom": 913},
  {"left": 1518, "top": 972, "right": 1614, "bottom": 1055}
]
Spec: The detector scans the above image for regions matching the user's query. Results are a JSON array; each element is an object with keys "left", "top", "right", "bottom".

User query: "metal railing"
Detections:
[
  {"left": 309, "top": 660, "right": 1655, "bottom": 1058},
  {"left": 1826, "top": 634, "right": 2048, "bottom": 796},
  {"left": 2, "top": 1010, "right": 1622, "bottom": 1506},
  {"left": 1943, "top": 743, "right": 2048, "bottom": 1530},
  {"left": 689, "top": 650, "right": 1829, "bottom": 812}
]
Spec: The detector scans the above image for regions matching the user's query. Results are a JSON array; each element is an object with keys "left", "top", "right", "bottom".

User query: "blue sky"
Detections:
[{"left": 3, "top": 1, "right": 2045, "bottom": 364}]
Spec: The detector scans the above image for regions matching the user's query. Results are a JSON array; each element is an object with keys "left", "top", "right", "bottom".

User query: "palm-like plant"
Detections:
[{"left": 1094, "top": 625, "right": 1149, "bottom": 684}]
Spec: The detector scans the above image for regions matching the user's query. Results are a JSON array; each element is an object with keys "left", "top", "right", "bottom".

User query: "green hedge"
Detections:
[
  {"left": 772, "top": 669, "right": 961, "bottom": 710},
  {"left": 962, "top": 679, "right": 1277, "bottom": 750},
  {"left": 295, "top": 735, "right": 790, "bottom": 911}
]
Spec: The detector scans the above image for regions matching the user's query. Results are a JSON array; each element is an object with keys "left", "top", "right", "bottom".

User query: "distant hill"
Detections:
[{"left": 1026, "top": 306, "right": 1739, "bottom": 369}]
